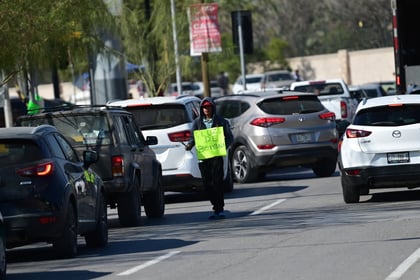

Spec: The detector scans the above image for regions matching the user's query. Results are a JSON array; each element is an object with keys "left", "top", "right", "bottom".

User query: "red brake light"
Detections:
[
  {"left": 112, "top": 155, "right": 124, "bottom": 177},
  {"left": 257, "top": 144, "right": 276, "bottom": 150},
  {"left": 282, "top": 96, "right": 299, "bottom": 100},
  {"left": 126, "top": 103, "right": 152, "bottom": 107},
  {"left": 319, "top": 112, "right": 336, "bottom": 120},
  {"left": 340, "top": 101, "right": 348, "bottom": 118},
  {"left": 345, "top": 128, "right": 372, "bottom": 138},
  {"left": 16, "top": 162, "right": 54, "bottom": 177},
  {"left": 346, "top": 169, "right": 361, "bottom": 176},
  {"left": 168, "top": 130, "right": 191, "bottom": 142},
  {"left": 250, "top": 117, "right": 285, "bottom": 127}
]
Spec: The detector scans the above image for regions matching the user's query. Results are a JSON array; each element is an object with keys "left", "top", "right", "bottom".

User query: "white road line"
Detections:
[
  {"left": 384, "top": 247, "right": 420, "bottom": 280},
  {"left": 117, "top": 251, "right": 181, "bottom": 276},
  {"left": 250, "top": 199, "right": 286, "bottom": 216}
]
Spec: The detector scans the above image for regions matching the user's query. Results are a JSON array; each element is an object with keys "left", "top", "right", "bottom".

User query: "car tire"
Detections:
[
  {"left": 53, "top": 203, "right": 78, "bottom": 258},
  {"left": 313, "top": 158, "right": 337, "bottom": 177},
  {"left": 232, "top": 145, "right": 258, "bottom": 184},
  {"left": 118, "top": 175, "right": 142, "bottom": 227},
  {"left": 143, "top": 173, "right": 165, "bottom": 218},
  {"left": 0, "top": 232, "right": 6, "bottom": 280},
  {"left": 85, "top": 191, "right": 108, "bottom": 248},
  {"left": 341, "top": 173, "right": 360, "bottom": 203}
]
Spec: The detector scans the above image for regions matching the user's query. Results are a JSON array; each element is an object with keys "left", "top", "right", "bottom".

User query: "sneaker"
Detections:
[{"left": 208, "top": 212, "right": 218, "bottom": 220}]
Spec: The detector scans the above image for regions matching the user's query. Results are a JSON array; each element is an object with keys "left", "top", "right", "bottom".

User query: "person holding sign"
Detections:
[{"left": 185, "top": 98, "right": 233, "bottom": 219}]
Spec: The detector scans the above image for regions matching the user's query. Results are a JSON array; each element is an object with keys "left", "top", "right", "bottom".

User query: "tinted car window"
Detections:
[
  {"left": 293, "top": 83, "right": 344, "bottom": 96},
  {"left": 258, "top": 96, "right": 325, "bottom": 115},
  {"left": 19, "top": 115, "right": 111, "bottom": 146},
  {"left": 131, "top": 105, "right": 189, "bottom": 130},
  {"left": 353, "top": 104, "right": 420, "bottom": 126},
  {"left": 217, "top": 100, "right": 250, "bottom": 118},
  {"left": 54, "top": 133, "right": 79, "bottom": 163},
  {"left": 0, "top": 140, "right": 42, "bottom": 166}
]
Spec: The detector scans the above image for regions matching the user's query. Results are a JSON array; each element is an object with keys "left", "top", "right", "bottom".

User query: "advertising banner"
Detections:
[{"left": 188, "top": 3, "right": 222, "bottom": 56}]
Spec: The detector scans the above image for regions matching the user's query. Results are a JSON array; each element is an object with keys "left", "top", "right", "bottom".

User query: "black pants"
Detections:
[{"left": 199, "top": 157, "right": 224, "bottom": 213}]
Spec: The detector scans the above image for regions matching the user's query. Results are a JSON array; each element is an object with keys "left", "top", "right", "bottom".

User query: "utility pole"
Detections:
[
  {"left": 201, "top": 0, "right": 210, "bottom": 98},
  {"left": 171, "top": 0, "right": 182, "bottom": 96}
]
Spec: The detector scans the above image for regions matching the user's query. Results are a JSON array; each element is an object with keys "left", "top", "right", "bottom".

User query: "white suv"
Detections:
[
  {"left": 109, "top": 96, "right": 233, "bottom": 192},
  {"left": 338, "top": 95, "right": 420, "bottom": 203}
]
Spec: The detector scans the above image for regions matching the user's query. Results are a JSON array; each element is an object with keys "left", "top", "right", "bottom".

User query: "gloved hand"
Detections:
[{"left": 185, "top": 143, "right": 193, "bottom": 151}]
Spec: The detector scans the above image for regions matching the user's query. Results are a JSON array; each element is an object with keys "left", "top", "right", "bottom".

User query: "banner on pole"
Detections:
[{"left": 188, "top": 3, "right": 222, "bottom": 56}]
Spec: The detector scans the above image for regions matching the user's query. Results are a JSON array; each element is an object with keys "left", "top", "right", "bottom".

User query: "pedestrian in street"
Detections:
[{"left": 185, "top": 97, "right": 233, "bottom": 219}]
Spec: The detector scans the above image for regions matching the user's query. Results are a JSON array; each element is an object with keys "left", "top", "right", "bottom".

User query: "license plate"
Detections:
[
  {"left": 295, "top": 133, "right": 312, "bottom": 143},
  {"left": 387, "top": 152, "right": 409, "bottom": 163}
]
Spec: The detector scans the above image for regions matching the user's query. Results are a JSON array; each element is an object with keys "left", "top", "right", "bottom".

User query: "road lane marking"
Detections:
[
  {"left": 117, "top": 251, "right": 181, "bottom": 276},
  {"left": 384, "top": 247, "right": 420, "bottom": 280},
  {"left": 250, "top": 199, "right": 286, "bottom": 216}
]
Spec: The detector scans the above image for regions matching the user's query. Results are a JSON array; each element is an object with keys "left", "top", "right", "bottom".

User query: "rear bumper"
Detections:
[
  {"left": 341, "top": 164, "right": 420, "bottom": 189},
  {"left": 254, "top": 146, "right": 338, "bottom": 168},
  {"left": 162, "top": 175, "right": 204, "bottom": 192}
]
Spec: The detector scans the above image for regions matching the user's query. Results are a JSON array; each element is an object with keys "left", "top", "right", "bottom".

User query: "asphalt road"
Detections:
[{"left": 6, "top": 167, "right": 420, "bottom": 280}]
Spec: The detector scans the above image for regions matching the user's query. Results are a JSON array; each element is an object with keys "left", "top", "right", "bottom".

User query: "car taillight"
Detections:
[
  {"left": 340, "top": 101, "right": 348, "bottom": 118},
  {"left": 250, "top": 117, "right": 285, "bottom": 127},
  {"left": 16, "top": 161, "right": 54, "bottom": 177},
  {"left": 257, "top": 144, "right": 276, "bottom": 150},
  {"left": 345, "top": 128, "right": 372, "bottom": 138},
  {"left": 168, "top": 130, "right": 191, "bottom": 142},
  {"left": 319, "top": 112, "right": 336, "bottom": 120},
  {"left": 112, "top": 156, "right": 124, "bottom": 177},
  {"left": 346, "top": 169, "right": 361, "bottom": 176}
]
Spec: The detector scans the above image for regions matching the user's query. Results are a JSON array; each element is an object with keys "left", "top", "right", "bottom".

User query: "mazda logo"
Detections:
[{"left": 392, "top": 130, "right": 401, "bottom": 138}]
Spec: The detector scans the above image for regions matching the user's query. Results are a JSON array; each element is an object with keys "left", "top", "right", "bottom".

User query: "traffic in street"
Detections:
[{"left": 5, "top": 167, "right": 420, "bottom": 280}]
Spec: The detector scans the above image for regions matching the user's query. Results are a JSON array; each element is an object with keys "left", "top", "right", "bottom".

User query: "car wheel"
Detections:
[
  {"left": 232, "top": 145, "right": 258, "bottom": 184},
  {"left": 85, "top": 191, "right": 108, "bottom": 248},
  {"left": 143, "top": 174, "right": 165, "bottom": 218},
  {"left": 312, "top": 158, "right": 337, "bottom": 177},
  {"left": 0, "top": 232, "right": 6, "bottom": 280},
  {"left": 118, "top": 175, "right": 141, "bottom": 227},
  {"left": 53, "top": 204, "right": 78, "bottom": 258},
  {"left": 341, "top": 173, "right": 360, "bottom": 203}
]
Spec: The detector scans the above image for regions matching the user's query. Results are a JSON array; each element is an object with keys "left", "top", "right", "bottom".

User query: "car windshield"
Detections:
[
  {"left": 353, "top": 104, "right": 420, "bottom": 126},
  {"left": 258, "top": 95, "right": 325, "bottom": 115},
  {"left": 0, "top": 140, "right": 42, "bottom": 166},
  {"left": 267, "top": 73, "right": 293, "bottom": 81},
  {"left": 293, "top": 83, "right": 345, "bottom": 96},
  {"left": 128, "top": 104, "right": 189, "bottom": 130},
  {"left": 19, "top": 114, "right": 111, "bottom": 146}
]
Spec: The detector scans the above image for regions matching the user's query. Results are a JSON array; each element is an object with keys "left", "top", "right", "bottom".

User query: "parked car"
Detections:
[
  {"left": 109, "top": 96, "right": 234, "bottom": 193},
  {"left": 359, "top": 83, "right": 388, "bottom": 98},
  {"left": 232, "top": 73, "right": 264, "bottom": 94},
  {"left": 191, "top": 81, "right": 224, "bottom": 98},
  {"left": 215, "top": 91, "right": 338, "bottom": 183},
  {"left": 338, "top": 95, "right": 420, "bottom": 203},
  {"left": 0, "top": 125, "right": 107, "bottom": 258},
  {"left": 167, "top": 82, "right": 196, "bottom": 96},
  {"left": 0, "top": 212, "right": 6, "bottom": 280},
  {"left": 17, "top": 106, "right": 164, "bottom": 227},
  {"left": 261, "top": 70, "right": 296, "bottom": 90}
]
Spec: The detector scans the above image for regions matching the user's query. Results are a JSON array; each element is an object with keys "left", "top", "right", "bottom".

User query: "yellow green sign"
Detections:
[{"left": 194, "top": 127, "right": 226, "bottom": 160}]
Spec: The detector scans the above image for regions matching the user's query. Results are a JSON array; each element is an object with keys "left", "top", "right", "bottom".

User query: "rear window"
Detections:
[
  {"left": 127, "top": 104, "right": 189, "bottom": 130},
  {"left": 266, "top": 73, "right": 294, "bottom": 81},
  {"left": 293, "top": 83, "right": 344, "bottom": 96},
  {"left": 18, "top": 114, "right": 111, "bottom": 146},
  {"left": 0, "top": 140, "right": 42, "bottom": 166},
  {"left": 258, "top": 95, "right": 325, "bottom": 115},
  {"left": 353, "top": 104, "right": 420, "bottom": 126}
]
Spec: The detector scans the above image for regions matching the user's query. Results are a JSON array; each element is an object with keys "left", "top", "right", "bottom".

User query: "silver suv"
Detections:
[{"left": 215, "top": 91, "right": 339, "bottom": 183}]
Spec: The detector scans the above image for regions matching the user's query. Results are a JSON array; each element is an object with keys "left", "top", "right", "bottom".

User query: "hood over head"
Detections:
[{"left": 199, "top": 97, "right": 216, "bottom": 117}]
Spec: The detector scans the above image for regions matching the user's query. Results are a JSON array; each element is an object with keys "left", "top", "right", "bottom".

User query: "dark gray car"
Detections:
[{"left": 215, "top": 91, "right": 339, "bottom": 183}]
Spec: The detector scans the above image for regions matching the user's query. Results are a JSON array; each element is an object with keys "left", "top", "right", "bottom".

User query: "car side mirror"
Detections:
[
  {"left": 83, "top": 150, "right": 98, "bottom": 168},
  {"left": 146, "top": 136, "right": 158, "bottom": 145}
]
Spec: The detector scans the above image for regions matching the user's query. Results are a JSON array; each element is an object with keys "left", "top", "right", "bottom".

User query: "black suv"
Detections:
[{"left": 18, "top": 106, "right": 164, "bottom": 227}]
